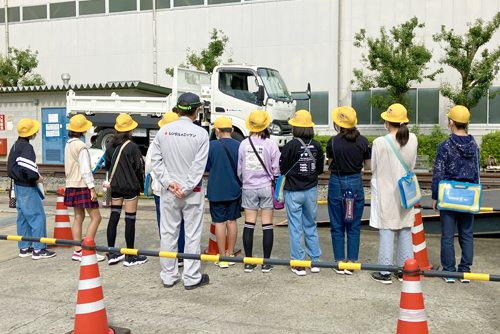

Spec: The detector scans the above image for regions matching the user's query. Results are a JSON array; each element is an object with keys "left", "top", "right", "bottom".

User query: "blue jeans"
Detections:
[
  {"left": 327, "top": 174, "right": 364, "bottom": 261},
  {"left": 14, "top": 184, "right": 47, "bottom": 250},
  {"left": 154, "top": 194, "right": 185, "bottom": 253},
  {"left": 440, "top": 210, "right": 474, "bottom": 272},
  {"left": 284, "top": 186, "right": 321, "bottom": 261}
]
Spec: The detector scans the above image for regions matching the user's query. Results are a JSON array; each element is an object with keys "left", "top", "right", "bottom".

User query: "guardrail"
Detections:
[{"left": 2, "top": 234, "right": 500, "bottom": 282}]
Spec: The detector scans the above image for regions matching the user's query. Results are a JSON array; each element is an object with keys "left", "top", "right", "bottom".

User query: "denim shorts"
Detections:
[{"left": 242, "top": 186, "right": 274, "bottom": 210}]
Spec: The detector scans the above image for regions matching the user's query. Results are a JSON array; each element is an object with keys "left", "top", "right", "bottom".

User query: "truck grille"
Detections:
[{"left": 273, "top": 119, "right": 292, "bottom": 135}]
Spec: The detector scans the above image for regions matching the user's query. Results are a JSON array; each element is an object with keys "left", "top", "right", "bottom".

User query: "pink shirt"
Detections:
[{"left": 237, "top": 137, "right": 281, "bottom": 190}]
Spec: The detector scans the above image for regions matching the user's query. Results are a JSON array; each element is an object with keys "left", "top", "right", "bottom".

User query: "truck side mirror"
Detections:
[
  {"left": 306, "top": 83, "right": 311, "bottom": 98},
  {"left": 257, "top": 85, "right": 265, "bottom": 106}
]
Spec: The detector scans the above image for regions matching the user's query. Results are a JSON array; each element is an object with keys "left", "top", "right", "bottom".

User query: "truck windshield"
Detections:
[{"left": 257, "top": 68, "right": 293, "bottom": 103}]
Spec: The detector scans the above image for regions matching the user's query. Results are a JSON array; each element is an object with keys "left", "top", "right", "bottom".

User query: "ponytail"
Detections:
[{"left": 392, "top": 122, "right": 409, "bottom": 147}]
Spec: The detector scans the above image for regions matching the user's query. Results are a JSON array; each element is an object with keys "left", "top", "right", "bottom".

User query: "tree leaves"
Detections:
[
  {"left": 0, "top": 47, "right": 46, "bottom": 87},
  {"left": 166, "top": 28, "right": 233, "bottom": 77},
  {"left": 352, "top": 17, "right": 443, "bottom": 112},
  {"left": 433, "top": 12, "right": 500, "bottom": 109}
]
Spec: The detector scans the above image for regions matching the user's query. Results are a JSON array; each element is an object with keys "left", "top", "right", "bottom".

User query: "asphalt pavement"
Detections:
[{"left": 0, "top": 193, "right": 500, "bottom": 333}]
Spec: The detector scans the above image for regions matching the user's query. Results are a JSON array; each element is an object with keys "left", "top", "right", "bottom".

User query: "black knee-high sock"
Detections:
[
  {"left": 243, "top": 222, "right": 256, "bottom": 257},
  {"left": 107, "top": 205, "right": 122, "bottom": 247},
  {"left": 125, "top": 212, "right": 136, "bottom": 249},
  {"left": 263, "top": 224, "right": 274, "bottom": 259}
]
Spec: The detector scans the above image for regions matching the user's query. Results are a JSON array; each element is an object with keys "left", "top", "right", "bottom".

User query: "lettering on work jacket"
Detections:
[{"left": 150, "top": 116, "right": 209, "bottom": 202}]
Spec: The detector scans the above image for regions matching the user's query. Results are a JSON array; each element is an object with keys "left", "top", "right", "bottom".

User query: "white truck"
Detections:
[{"left": 66, "top": 65, "right": 310, "bottom": 154}]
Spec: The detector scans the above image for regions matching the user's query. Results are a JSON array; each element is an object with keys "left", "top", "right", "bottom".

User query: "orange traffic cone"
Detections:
[
  {"left": 204, "top": 222, "right": 241, "bottom": 256},
  {"left": 67, "top": 237, "right": 130, "bottom": 334},
  {"left": 411, "top": 203, "right": 435, "bottom": 271},
  {"left": 49, "top": 187, "right": 73, "bottom": 248},
  {"left": 397, "top": 258, "right": 428, "bottom": 334}
]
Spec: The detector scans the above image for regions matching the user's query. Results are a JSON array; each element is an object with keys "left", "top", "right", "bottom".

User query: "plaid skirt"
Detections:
[{"left": 64, "top": 188, "right": 99, "bottom": 208}]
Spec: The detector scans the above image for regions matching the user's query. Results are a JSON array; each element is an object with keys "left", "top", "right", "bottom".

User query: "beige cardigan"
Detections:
[{"left": 369, "top": 133, "right": 418, "bottom": 230}]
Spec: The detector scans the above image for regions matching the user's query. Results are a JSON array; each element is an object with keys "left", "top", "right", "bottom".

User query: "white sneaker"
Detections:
[
  {"left": 333, "top": 268, "right": 345, "bottom": 275},
  {"left": 310, "top": 267, "right": 320, "bottom": 273},
  {"left": 96, "top": 253, "right": 106, "bottom": 262},
  {"left": 291, "top": 266, "right": 306, "bottom": 276}
]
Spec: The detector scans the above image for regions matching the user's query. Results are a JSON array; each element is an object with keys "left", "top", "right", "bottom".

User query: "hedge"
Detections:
[{"left": 480, "top": 131, "right": 500, "bottom": 165}]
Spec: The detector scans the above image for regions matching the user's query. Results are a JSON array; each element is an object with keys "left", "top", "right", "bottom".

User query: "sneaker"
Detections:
[
  {"left": 72, "top": 251, "right": 82, "bottom": 261},
  {"left": 124, "top": 255, "right": 148, "bottom": 267},
  {"left": 371, "top": 272, "right": 392, "bottom": 285},
  {"left": 218, "top": 261, "right": 229, "bottom": 269},
  {"left": 344, "top": 269, "right": 354, "bottom": 275},
  {"left": 291, "top": 266, "right": 306, "bottom": 276},
  {"left": 262, "top": 264, "right": 275, "bottom": 273},
  {"left": 460, "top": 278, "right": 471, "bottom": 283},
  {"left": 19, "top": 247, "right": 34, "bottom": 258},
  {"left": 333, "top": 268, "right": 345, "bottom": 275},
  {"left": 443, "top": 277, "right": 455, "bottom": 283},
  {"left": 310, "top": 266, "right": 321, "bottom": 273},
  {"left": 96, "top": 253, "right": 106, "bottom": 262},
  {"left": 32, "top": 249, "right": 56, "bottom": 260},
  {"left": 228, "top": 255, "right": 236, "bottom": 266},
  {"left": 185, "top": 274, "right": 210, "bottom": 290},
  {"left": 164, "top": 278, "right": 180, "bottom": 288},
  {"left": 244, "top": 263, "right": 257, "bottom": 273},
  {"left": 393, "top": 270, "right": 403, "bottom": 282},
  {"left": 178, "top": 259, "right": 184, "bottom": 267},
  {"left": 107, "top": 253, "right": 125, "bottom": 265}
]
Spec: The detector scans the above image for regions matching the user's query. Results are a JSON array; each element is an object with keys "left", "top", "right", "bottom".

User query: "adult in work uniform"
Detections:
[{"left": 151, "top": 92, "right": 210, "bottom": 290}]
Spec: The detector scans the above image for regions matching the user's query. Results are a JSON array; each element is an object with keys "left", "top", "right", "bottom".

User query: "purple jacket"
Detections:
[{"left": 237, "top": 136, "right": 281, "bottom": 189}]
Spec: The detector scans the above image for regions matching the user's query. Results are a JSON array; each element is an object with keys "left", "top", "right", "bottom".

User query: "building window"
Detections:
[
  {"left": 140, "top": 0, "right": 171, "bottom": 10},
  {"left": 79, "top": 0, "right": 105, "bottom": 16},
  {"left": 293, "top": 91, "right": 330, "bottom": 126},
  {"left": 109, "top": 0, "right": 137, "bottom": 13},
  {"left": 50, "top": 1, "right": 76, "bottom": 19},
  {"left": 23, "top": 5, "right": 47, "bottom": 21},
  {"left": 488, "top": 88, "right": 500, "bottom": 123},
  {"left": 351, "top": 88, "right": 439, "bottom": 125},
  {"left": 470, "top": 94, "right": 488, "bottom": 124},
  {"left": 208, "top": 0, "right": 241, "bottom": 5},
  {"left": 174, "top": 0, "right": 205, "bottom": 7}
]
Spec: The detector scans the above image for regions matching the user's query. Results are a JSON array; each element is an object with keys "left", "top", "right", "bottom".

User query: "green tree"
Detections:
[
  {"left": 433, "top": 12, "right": 500, "bottom": 109},
  {"left": 352, "top": 17, "right": 443, "bottom": 111},
  {"left": 166, "top": 29, "right": 233, "bottom": 76},
  {"left": 0, "top": 47, "right": 46, "bottom": 87}
]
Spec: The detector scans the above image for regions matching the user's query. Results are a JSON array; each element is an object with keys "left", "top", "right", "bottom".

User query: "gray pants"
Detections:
[
  {"left": 378, "top": 227, "right": 413, "bottom": 275},
  {"left": 159, "top": 188, "right": 205, "bottom": 287}
]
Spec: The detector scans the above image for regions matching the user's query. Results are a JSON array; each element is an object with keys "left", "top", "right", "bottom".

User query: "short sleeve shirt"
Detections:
[{"left": 326, "top": 134, "right": 371, "bottom": 175}]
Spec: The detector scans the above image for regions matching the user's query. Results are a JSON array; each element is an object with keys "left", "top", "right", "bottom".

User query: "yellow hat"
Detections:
[
  {"left": 246, "top": 110, "right": 271, "bottom": 133},
  {"left": 332, "top": 106, "right": 357, "bottom": 129},
  {"left": 115, "top": 114, "right": 138, "bottom": 132},
  {"left": 447, "top": 105, "right": 470, "bottom": 123},
  {"left": 158, "top": 112, "right": 179, "bottom": 127},
  {"left": 381, "top": 103, "right": 409, "bottom": 123},
  {"left": 17, "top": 118, "right": 40, "bottom": 138},
  {"left": 288, "top": 110, "right": 315, "bottom": 128},
  {"left": 68, "top": 114, "right": 93, "bottom": 132},
  {"left": 214, "top": 116, "right": 233, "bottom": 129}
]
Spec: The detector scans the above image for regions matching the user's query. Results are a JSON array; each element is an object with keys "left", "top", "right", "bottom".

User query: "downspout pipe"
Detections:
[
  {"left": 337, "top": 0, "right": 342, "bottom": 107},
  {"left": 4, "top": 0, "right": 8, "bottom": 57},
  {"left": 153, "top": 0, "right": 157, "bottom": 84}
]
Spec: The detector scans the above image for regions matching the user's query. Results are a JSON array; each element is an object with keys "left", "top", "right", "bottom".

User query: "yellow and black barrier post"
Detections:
[{"left": 2, "top": 234, "right": 500, "bottom": 282}]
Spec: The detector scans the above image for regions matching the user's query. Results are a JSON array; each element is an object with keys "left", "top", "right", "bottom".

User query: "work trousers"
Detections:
[
  {"left": 14, "top": 184, "right": 47, "bottom": 250},
  {"left": 284, "top": 186, "right": 321, "bottom": 261},
  {"left": 159, "top": 188, "right": 204, "bottom": 287},
  {"left": 440, "top": 210, "right": 474, "bottom": 273},
  {"left": 154, "top": 194, "right": 185, "bottom": 253}
]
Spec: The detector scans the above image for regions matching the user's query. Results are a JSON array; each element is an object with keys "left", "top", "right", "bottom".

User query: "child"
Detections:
[
  {"left": 7, "top": 118, "right": 56, "bottom": 259},
  {"left": 64, "top": 115, "right": 104, "bottom": 262},
  {"left": 205, "top": 117, "right": 241, "bottom": 268},
  {"left": 431, "top": 106, "right": 479, "bottom": 284},
  {"left": 280, "top": 110, "right": 324, "bottom": 276}
]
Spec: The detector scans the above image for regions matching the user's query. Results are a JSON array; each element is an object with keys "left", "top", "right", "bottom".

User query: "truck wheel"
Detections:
[
  {"left": 96, "top": 128, "right": 116, "bottom": 150},
  {"left": 231, "top": 131, "right": 244, "bottom": 142}
]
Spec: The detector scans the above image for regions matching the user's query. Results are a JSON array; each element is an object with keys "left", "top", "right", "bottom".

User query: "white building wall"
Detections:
[{"left": 0, "top": 0, "right": 499, "bottom": 138}]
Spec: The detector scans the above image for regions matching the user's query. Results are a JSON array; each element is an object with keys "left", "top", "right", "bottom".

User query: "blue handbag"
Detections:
[
  {"left": 144, "top": 173, "right": 154, "bottom": 197},
  {"left": 384, "top": 136, "right": 422, "bottom": 209}
]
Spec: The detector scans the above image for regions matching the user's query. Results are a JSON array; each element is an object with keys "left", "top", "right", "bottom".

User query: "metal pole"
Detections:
[
  {"left": 153, "top": 0, "right": 157, "bottom": 85},
  {"left": 4, "top": 0, "right": 9, "bottom": 57}
]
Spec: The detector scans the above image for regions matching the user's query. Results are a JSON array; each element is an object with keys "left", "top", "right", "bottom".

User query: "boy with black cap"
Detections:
[
  {"left": 151, "top": 92, "right": 210, "bottom": 289},
  {"left": 431, "top": 106, "right": 479, "bottom": 284}
]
